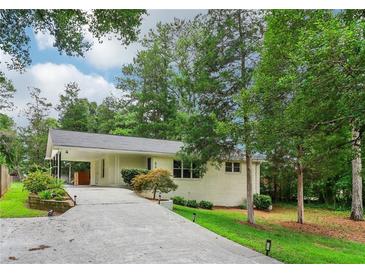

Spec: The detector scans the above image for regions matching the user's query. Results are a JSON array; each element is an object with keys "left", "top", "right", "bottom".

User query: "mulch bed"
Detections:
[{"left": 214, "top": 206, "right": 365, "bottom": 243}]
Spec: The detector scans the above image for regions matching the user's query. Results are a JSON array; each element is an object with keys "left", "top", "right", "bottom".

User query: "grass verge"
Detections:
[
  {"left": 173, "top": 205, "right": 365, "bottom": 264},
  {"left": 0, "top": 182, "right": 47, "bottom": 218}
]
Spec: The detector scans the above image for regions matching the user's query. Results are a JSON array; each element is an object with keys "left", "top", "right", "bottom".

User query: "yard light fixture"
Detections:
[
  {"left": 192, "top": 213, "right": 197, "bottom": 222},
  {"left": 265, "top": 239, "right": 272, "bottom": 256},
  {"left": 158, "top": 193, "right": 161, "bottom": 204},
  {"left": 74, "top": 195, "right": 77, "bottom": 205}
]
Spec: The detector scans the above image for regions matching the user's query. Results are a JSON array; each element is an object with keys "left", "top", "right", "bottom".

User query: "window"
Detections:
[
  {"left": 173, "top": 160, "right": 182, "bottom": 178},
  {"left": 147, "top": 158, "right": 152, "bottom": 170},
  {"left": 225, "top": 162, "right": 240, "bottom": 173},
  {"left": 173, "top": 160, "right": 200, "bottom": 179},
  {"left": 102, "top": 159, "right": 105, "bottom": 178}
]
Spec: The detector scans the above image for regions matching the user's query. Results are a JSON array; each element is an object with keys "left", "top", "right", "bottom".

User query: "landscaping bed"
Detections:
[
  {"left": 28, "top": 193, "right": 74, "bottom": 213},
  {"left": 22, "top": 170, "right": 74, "bottom": 214}
]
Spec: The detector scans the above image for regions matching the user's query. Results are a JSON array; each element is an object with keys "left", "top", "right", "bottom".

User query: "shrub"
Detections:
[
  {"left": 23, "top": 170, "right": 53, "bottom": 193},
  {"left": 23, "top": 170, "right": 66, "bottom": 201},
  {"left": 47, "top": 178, "right": 65, "bottom": 190},
  {"left": 199, "top": 200, "right": 213, "bottom": 210},
  {"left": 186, "top": 199, "right": 198, "bottom": 208},
  {"left": 132, "top": 168, "right": 178, "bottom": 199},
  {"left": 253, "top": 194, "right": 272, "bottom": 210},
  {"left": 121, "top": 168, "right": 148, "bottom": 186},
  {"left": 51, "top": 188, "right": 66, "bottom": 200},
  {"left": 39, "top": 190, "right": 52, "bottom": 200},
  {"left": 172, "top": 196, "right": 186, "bottom": 206},
  {"left": 28, "top": 164, "right": 49, "bottom": 173}
]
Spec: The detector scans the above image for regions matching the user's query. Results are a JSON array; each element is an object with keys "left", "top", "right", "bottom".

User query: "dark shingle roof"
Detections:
[
  {"left": 49, "top": 129, "right": 182, "bottom": 154},
  {"left": 49, "top": 129, "right": 265, "bottom": 160}
]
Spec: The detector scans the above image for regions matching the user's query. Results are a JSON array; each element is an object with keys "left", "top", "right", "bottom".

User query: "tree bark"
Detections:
[
  {"left": 246, "top": 151, "right": 255, "bottom": 224},
  {"left": 296, "top": 145, "right": 304, "bottom": 224},
  {"left": 350, "top": 126, "right": 363, "bottom": 221},
  {"left": 153, "top": 188, "right": 157, "bottom": 200}
]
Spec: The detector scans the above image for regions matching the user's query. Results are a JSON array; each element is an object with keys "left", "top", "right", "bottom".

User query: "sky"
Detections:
[{"left": 1, "top": 10, "right": 206, "bottom": 127}]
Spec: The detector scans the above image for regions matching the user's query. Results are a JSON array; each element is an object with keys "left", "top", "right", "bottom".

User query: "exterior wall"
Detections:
[
  {"left": 148, "top": 156, "right": 260, "bottom": 207},
  {"left": 88, "top": 152, "right": 261, "bottom": 206},
  {"left": 90, "top": 153, "right": 146, "bottom": 186}
]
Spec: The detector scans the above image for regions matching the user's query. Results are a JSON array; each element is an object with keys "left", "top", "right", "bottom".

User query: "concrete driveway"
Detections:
[{"left": 0, "top": 186, "right": 280, "bottom": 264}]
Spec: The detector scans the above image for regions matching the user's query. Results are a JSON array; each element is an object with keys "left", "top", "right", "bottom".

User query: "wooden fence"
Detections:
[{"left": 0, "top": 165, "right": 13, "bottom": 197}]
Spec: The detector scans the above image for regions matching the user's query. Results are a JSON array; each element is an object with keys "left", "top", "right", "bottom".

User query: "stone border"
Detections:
[{"left": 28, "top": 193, "right": 75, "bottom": 213}]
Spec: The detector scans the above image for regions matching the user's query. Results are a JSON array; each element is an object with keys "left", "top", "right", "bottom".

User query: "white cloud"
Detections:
[
  {"left": 84, "top": 36, "right": 135, "bottom": 70},
  {"left": 34, "top": 31, "right": 55, "bottom": 50},
  {"left": 1, "top": 61, "right": 117, "bottom": 127},
  {"left": 33, "top": 10, "right": 206, "bottom": 70}
]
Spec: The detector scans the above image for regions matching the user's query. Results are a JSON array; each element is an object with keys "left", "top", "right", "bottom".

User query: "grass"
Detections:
[
  {"left": 0, "top": 182, "right": 47, "bottom": 218},
  {"left": 173, "top": 204, "right": 365, "bottom": 264}
]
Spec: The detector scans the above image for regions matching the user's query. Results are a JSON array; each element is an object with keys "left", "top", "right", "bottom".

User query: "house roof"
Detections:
[
  {"left": 48, "top": 129, "right": 265, "bottom": 161},
  {"left": 49, "top": 129, "right": 183, "bottom": 155}
]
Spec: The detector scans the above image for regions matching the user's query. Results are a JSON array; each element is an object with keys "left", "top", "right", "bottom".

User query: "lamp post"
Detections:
[
  {"left": 192, "top": 213, "right": 197, "bottom": 222},
  {"left": 74, "top": 195, "right": 77, "bottom": 205},
  {"left": 158, "top": 193, "right": 161, "bottom": 204},
  {"left": 265, "top": 239, "right": 272, "bottom": 256}
]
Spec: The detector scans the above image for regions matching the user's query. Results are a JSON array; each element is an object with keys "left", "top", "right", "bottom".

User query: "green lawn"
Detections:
[
  {"left": 173, "top": 205, "right": 365, "bottom": 264},
  {"left": 0, "top": 182, "right": 47, "bottom": 218}
]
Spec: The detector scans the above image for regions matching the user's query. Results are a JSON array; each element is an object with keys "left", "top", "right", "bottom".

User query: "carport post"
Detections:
[{"left": 57, "top": 152, "right": 61, "bottom": 179}]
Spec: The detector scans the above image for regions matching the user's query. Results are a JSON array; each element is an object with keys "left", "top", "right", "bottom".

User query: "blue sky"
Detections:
[{"left": 1, "top": 10, "right": 206, "bottom": 126}]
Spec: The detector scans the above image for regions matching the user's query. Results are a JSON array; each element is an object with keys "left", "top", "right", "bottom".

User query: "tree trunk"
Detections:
[
  {"left": 246, "top": 151, "right": 255, "bottom": 224},
  {"left": 350, "top": 126, "right": 363, "bottom": 221},
  {"left": 153, "top": 188, "right": 157, "bottom": 200},
  {"left": 296, "top": 145, "right": 304, "bottom": 224}
]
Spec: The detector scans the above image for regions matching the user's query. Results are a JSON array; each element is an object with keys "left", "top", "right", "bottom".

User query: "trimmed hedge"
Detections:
[
  {"left": 121, "top": 168, "right": 148, "bottom": 186},
  {"left": 186, "top": 199, "right": 198, "bottom": 208},
  {"left": 172, "top": 196, "right": 214, "bottom": 210},
  {"left": 199, "top": 200, "right": 213, "bottom": 209},
  {"left": 172, "top": 196, "right": 187, "bottom": 206},
  {"left": 253, "top": 194, "right": 272, "bottom": 210}
]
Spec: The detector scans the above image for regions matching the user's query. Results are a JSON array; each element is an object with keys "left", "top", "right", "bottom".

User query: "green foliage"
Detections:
[
  {"left": 172, "top": 196, "right": 187, "bottom": 206},
  {"left": 132, "top": 168, "right": 178, "bottom": 199},
  {"left": 0, "top": 72, "right": 15, "bottom": 111},
  {"left": 20, "top": 88, "right": 57, "bottom": 170},
  {"left": 22, "top": 171, "right": 52, "bottom": 194},
  {"left": 56, "top": 82, "right": 96, "bottom": 132},
  {"left": 47, "top": 179, "right": 65, "bottom": 190},
  {"left": 253, "top": 194, "right": 272, "bottom": 210},
  {"left": 38, "top": 190, "right": 52, "bottom": 200},
  {"left": 186, "top": 199, "right": 198, "bottom": 208},
  {"left": 22, "top": 170, "right": 65, "bottom": 201},
  {"left": 28, "top": 164, "right": 49, "bottom": 173},
  {"left": 0, "top": 114, "right": 24, "bottom": 173},
  {"left": 116, "top": 23, "right": 180, "bottom": 139},
  {"left": 198, "top": 200, "right": 213, "bottom": 210},
  {"left": 51, "top": 188, "right": 66, "bottom": 201},
  {"left": 38, "top": 187, "right": 66, "bottom": 201},
  {"left": 121, "top": 168, "right": 148, "bottom": 186},
  {"left": 0, "top": 10, "right": 145, "bottom": 72}
]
